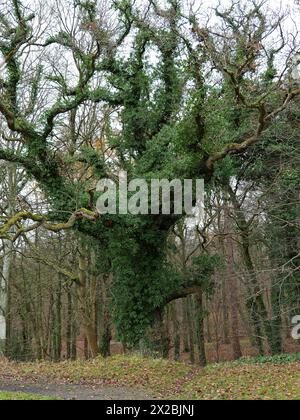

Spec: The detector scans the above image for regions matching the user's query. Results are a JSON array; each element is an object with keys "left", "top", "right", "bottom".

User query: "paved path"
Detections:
[{"left": 0, "top": 377, "right": 152, "bottom": 400}]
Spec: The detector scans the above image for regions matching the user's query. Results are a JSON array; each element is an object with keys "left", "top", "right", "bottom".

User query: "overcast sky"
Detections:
[{"left": 1, "top": 0, "right": 299, "bottom": 76}]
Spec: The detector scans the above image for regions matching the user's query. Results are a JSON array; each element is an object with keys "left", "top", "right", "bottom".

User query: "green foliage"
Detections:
[
  {"left": 190, "top": 254, "right": 222, "bottom": 288},
  {"left": 108, "top": 218, "right": 181, "bottom": 344},
  {"left": 0, "top": 392, "right": 58, "bottom": 400},
  {"left": 235, "top": 353, "right": 300, "bottom": 365}
]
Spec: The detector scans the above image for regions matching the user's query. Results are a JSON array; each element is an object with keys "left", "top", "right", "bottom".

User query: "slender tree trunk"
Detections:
[
  {"left": 270, "top": 280, "right": 283, "bottom": 354},
  {"left": 4, "top": 254, "right": 12, "bottom": 358},
  {"left": 71, "top": 289, "right": 78, "bottom": 361},
  {"left": 52, "top": 274, "right": 62, "bottom": 361},
  {"left": 186, "top": 296, "right": 195, "bottom": 364},
  {"left": 227, "top": 185, "right": 268, "bottom": 355},
  {"left": 242, "top": 246, "right": 272, "bottom": 354},
  {"left": 0, "top": 240, "right": 12, "bottom": 354},
  {"left": 99, "top": 274, "right": 112, "bottom": 357},
  {"left": 205, "top": 296, "right": 212, "bottom": 344},
  {"left": 153, "top": 308, "right": 170, "bottom": 359},
  {"left": 66, "top": 287, "right": 72, "bottom": 360},
  {"left": 66, "top": 286, "right": 78, "bottom": 360},
  {"left": 84, "top": 337, "right": 89, "bottom": 360},
  {"left": 77, "top": 241, "right": 100, "bottom": 358},
  {"left": 221, "top": 278, "right": 230, "bottom": 344},
  {"left": 171, "top": 301, "right": 181, "bottom": 361},
  {"left": 0, "top": 164, "right": 16, "bottom": 354},
  {"left": 182, "top": 299, "right": 190, "bottom": 352},
  {"left": 194, "top": 289, "right": 207, "bottom": 366},
  {"left": 216, "top": 205, "right": 230, "bottom": 346},
  {"left": 224, "top": 206, "right": 242, "bottom": 360}
]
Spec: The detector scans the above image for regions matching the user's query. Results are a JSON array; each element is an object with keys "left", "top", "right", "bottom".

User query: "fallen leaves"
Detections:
[{"left": 1, "top": 355, "right": 300, "bottom": 400}]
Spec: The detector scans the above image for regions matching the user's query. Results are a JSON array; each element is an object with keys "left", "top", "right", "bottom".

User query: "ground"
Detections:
[
  {"left": 0, "top": 381, "right": 150, "bottom": 400},
  {"left": 0, "top": 354, "right": 300, "bottom": 400},
  {"left": 0, "top": 391, "right": 56, "bottom": 400}
]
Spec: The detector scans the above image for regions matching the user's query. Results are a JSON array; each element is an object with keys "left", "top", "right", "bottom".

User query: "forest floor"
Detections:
[
  {"left": 0, "top": 380, "right": 151, "bottom": 400},
  {"left": 0, "top": 354, "right": 300, "bottom": 400}
]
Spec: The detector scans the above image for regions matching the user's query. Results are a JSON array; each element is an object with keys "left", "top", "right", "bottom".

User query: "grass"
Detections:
[
  {"left": 0, "top": 354, "right": 300, "bottom": 400},
  {"left": 176, "top": 361, "right": 300, "bottom": 400},
  {"left": 0, "top": 391, "right": 57, "bottom": 400},
  {"left": 0, "top": 355, "right": 194, "bottom": 398}
]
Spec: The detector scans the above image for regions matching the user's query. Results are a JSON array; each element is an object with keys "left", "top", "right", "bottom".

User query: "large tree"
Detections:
[{"left": 0, "top": 0, "right": 299, "bottom": 348}]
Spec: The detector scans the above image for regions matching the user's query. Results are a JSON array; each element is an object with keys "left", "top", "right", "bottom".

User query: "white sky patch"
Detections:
[
  {"left": 0, "top": 57, "right": 6, "bottom": 78},
  {"left": 0, "top": 315, "right": 5, "bottom": 340}
]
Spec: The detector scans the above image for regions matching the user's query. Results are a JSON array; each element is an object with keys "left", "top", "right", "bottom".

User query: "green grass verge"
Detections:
[{"left": 0, "top": 391, "right": 57, "bottom": 400}]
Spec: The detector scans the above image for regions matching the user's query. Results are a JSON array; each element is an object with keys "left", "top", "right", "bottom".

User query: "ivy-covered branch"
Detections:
[
  {"left": 0, "top": 147, "right": 37, "bottom": 170},
  {"left": 0, "top": 1, "right": 34, "bottom": 112},
  {"left": 0, "top": 209, "right": 99, "bottom": 240},
  {"left": 206, "top": 87, "right": 300, "bottom": 170}
]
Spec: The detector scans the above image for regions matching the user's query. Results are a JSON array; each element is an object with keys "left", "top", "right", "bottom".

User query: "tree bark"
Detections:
[
  {"left": 77, "top": 241, "right": 100, "bottom": 358},
  {"left": 224, "top": 205, "right": 243, "bottom": 360},
  {"left": 185, "top": 296, "right": 195, "bottom": 364},
  {"left": 194, "top": 290, "right": 207, "bottom": 366}
]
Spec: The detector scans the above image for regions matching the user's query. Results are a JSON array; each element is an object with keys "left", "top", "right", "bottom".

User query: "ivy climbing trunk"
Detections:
[{"left": 153, "top": 308, "right": 170, "bottom": 359}]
